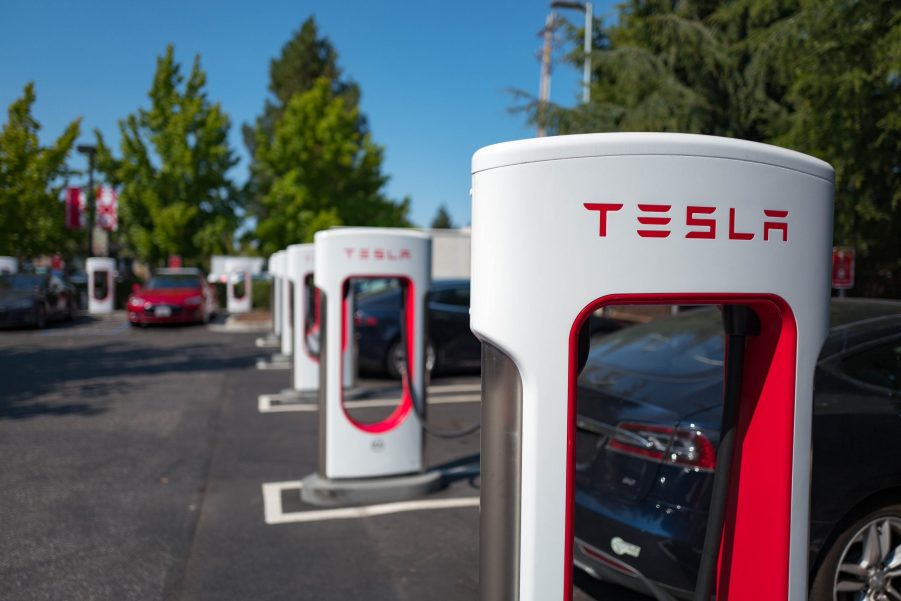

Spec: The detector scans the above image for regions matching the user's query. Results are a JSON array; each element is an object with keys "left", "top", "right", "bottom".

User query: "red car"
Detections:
[{"left": 127, "top": 268, "right": 218, "bottom": 327}]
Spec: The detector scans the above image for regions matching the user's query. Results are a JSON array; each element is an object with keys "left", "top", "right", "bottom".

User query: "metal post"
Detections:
[
  {"left": 538, "top": 11, "right": 555, "bottom": 137},
  {"left": 582, "top": 2, "right": 592, "bottom": 103},
  {"left": 77, "top": 144, "right": 97, "bottom": 257}
]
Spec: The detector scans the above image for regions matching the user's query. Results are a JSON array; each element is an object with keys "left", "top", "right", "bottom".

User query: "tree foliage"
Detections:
[
  {"left": 96, "top": 45, "right": 238, "bottom": 266},
  {"left": 252, "top": 78, "right": 409, "bottom": 254},
  {"left": 0, "top": 83, "right": 80, "bottom": 258},
  {"left": 246, "top": 17, "right": 409, "bottom": 254},
  {"left": 520, "top": 0, "right": 900, "bottom": 296},
  {"left": 430, "top": 204, "right": 455, "bottom": 229}
]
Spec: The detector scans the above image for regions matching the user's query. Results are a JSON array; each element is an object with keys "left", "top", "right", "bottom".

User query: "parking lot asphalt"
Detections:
[{"left": 0, "top": 313, "right": 648, "bottom": 601}]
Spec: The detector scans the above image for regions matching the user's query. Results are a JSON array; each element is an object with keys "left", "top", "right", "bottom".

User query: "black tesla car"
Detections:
[
  {"left": 354, "top": 279, "right": 480, "bottom": 377},
  {"left": 0, "top": 272, "right": 76, "bottom": 328},
  {"left": 574, "top": 299, "right": 901, "bottom": 601}
]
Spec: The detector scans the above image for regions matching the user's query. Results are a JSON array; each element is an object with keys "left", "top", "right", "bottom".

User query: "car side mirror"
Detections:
[{"left": 131, "top": 283, "right": 141, "bottom": 293}]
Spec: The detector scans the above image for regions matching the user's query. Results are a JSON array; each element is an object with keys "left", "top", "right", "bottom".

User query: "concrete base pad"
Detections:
[
  {"left": 277, "top": 389, "right": 319, "bottom": 403},
  {"left": 300, "top": 471, "right": 445, "bottom": 507},
  {"left": 254, "top": 335, "right": 280, "bottom": 348},
  {"left": 256, "top": 354, "right": 292, "bottom": 370}
]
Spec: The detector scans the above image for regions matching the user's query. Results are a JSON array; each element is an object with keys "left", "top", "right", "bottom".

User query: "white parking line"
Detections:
[
  {"left": 261, "top": 480, "right": 479, "bottom": 525},
  {"left": 255, "top": 360, "right": 291, "bottom": 371},
  {"left": 258, "top": 393, "right": 481, "bottom": 413}
]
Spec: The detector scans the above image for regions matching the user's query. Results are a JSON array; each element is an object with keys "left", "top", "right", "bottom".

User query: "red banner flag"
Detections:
[
  {"left": 65, "top": 187, "right": 85, "bottom": 229},
  {"left": 96, "top": 186, "right": 118, "bottom": 232}
]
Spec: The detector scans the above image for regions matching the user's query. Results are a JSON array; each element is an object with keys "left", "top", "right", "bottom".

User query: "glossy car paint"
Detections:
[
  {"left": 127, "top": 270, "right": 217, "bottom": 326},
  {"left": 0, "top": 273, "right": 76, "bottom": 328},
  {"left": 354, "top": 279, "right": 481, "bottom": 376},
  {"left": 574, "top": 299, "right": 901, "bottom": 599}
]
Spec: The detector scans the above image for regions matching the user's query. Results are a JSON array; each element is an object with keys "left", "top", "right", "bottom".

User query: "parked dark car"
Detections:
[
  {"left": 573, "top": 299, "right": 901, "bottom": 601},
  {"left": 354, "top": 279, "right": 481, "bottom": 377},
  {"left": 0, "top": 272, "right": 76, "bottom": 328}
]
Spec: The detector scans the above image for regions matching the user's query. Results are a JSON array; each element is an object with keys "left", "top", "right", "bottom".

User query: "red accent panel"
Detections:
[
  {"left": 339, "top": 275, "right": 415, "bottom": 435},
  {"left": 567, "top": 294, "right": 797, "bottom": 601},
  {"left": 637, "top": 230, "right": 671, "bottom": 238}
]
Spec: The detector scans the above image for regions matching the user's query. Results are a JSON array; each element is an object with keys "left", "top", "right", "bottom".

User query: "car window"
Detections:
[
  {"left": 146, "top": 275, "right": 201, "bottom": 289},
  {"left": 430, "top": 286, "right": 469, "bottom": 307},
  {"left": 839, "top": 341, "right": 901, "bottom": 392},
  {"left": 0, "top": 274, "right": 43, "bottom": 291}
]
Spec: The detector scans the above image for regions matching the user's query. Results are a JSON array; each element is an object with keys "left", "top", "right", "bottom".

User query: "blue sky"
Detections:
[{"left": 1, "top": 0, "right": 615, "bottom": 228}]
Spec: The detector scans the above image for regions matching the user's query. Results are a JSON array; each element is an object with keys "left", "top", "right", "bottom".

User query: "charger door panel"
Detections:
[
  {"left": 314, "top": 228, "right": 431, "bottom": 479},
  {"left": 224, "top": 257, "right": 252, "bottom": 314},
  {"left": 86, "top": 257, "right": 115, "bottom": 314},
  {"left": 470, "top": 133, "right": 834, "bottom": 601},
  {"left": 269, "top": 251, "right": 284, "bottom": 337},
  {"left": 0, "top": 256, "right": 17, "bottom": 274},
  {"left": 287, "top": 244, "right": 318, "bottom": 392}
]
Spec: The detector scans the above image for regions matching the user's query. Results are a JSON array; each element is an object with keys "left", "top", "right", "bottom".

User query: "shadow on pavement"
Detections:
[{"left": 0, "top": 339, "right": 255, "bottom": 420}]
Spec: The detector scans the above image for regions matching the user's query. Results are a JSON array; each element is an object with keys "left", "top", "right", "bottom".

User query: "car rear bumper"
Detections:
[
  {"left": 574, "top": 488, "right": 706, "bottom": 595},
  {"left": 0, "top": 307, "right": 36, "bottom": 327},
  {"left": 128, "top": 306, "right": 204, "bottom": 325}
]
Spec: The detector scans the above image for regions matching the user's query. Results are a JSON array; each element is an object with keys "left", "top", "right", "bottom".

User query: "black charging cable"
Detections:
[
  {"left": 692, "top": 305, "right": 761, "bottom": 601},
  {"left": 399, "top": 283, "right": 481, "bottom": 439}
]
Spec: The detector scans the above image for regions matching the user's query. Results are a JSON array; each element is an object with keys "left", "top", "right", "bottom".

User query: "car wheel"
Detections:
[
  {"left": 810, "top": 504, "right": 901, "bottom": 601},
  {"left": 386, "top": 339, "right": 436, "bottom": 379},
  {"left": 34, "top": 305, "right": 46, "bottom": 329}
]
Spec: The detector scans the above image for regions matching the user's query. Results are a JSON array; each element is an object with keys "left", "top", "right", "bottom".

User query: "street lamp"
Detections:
[
  {"left": 76, "top": 144, "right": 97, "bottom": 257},
  {"left": 551, "top": 0, "right": 593, "bottom": 104}
]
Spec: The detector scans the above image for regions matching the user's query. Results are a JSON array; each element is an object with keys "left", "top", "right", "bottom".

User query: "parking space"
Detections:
[{"left": 0, "top": 314, "right": 644, "bottom": 600}]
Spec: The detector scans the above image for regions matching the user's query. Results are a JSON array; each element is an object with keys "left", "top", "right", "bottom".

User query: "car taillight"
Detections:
[
  {"left": 354, "top": 314, "right": 378, "bottom": 327},
  {"left": 607, "top": 421, "right": 716, "bottom": 471}
]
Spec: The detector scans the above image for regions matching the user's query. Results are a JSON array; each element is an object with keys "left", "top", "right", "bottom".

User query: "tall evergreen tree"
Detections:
[
  {"left": 246, "top": 17, "right": 410, "bottom": 253},
  {"left": 0, "top": 83, "right": 81, "bottom": 258},
  {"left": 253, "top": 78, "right": 409, "bottom": 254},
  {"left": 96, "top": 45, "right": 238, "bottom": 266},
  {"left": 518, "top": 0, "right": 901, "bottom": 296},
  {"left": 429, "top": 204, "right": 455, "bottom": 229}
]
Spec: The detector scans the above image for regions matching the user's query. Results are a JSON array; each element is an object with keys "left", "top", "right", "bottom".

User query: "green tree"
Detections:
[
  {"left": 772, "top": 0, "right": 901, "bottom": 296},
  {"left": 253, "top": 78, "right": 410, "bottom": 254},
  {"left": 519, "top": 0, "right": 901, "bottom": 296},
  {"left": 96, "top": 45, "right": 238, "bottom": 267},
  {"left": 430, "top": 204, "right": 455, "bottom": 229},
  {"left": 243, "top": 16, "right": 363, "bottom": 220},
  {"left": 0, "top": 83, "right": 80, "bottom": 258}
]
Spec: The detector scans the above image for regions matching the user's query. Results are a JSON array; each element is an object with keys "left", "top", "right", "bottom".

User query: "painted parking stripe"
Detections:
[
  {"left": 258, "top": 393, "right": 481, "bottom": 413},
  {"left": 262, "top": 480, "right": 479, "bottom": 525}
]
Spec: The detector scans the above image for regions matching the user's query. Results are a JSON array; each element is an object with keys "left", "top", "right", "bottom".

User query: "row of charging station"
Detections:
[
  {"left": 252, "top": 133, "right": 834, "bottom": 601},
  {"left": 260, "top": 229, "right": 437, "bottom": 505}
]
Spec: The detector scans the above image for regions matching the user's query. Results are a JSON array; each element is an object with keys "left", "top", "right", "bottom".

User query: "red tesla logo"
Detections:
[
  {"left": 343, "top": 248, "right": 412, "bottom": 261},
  {"left": 584, "top": 203, "right": 788, "bottom": 242}
]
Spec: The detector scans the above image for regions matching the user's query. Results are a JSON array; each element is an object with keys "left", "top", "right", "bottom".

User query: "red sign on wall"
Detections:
[{"left": 832, "top": 247, "right": 855, "bottom": 289}]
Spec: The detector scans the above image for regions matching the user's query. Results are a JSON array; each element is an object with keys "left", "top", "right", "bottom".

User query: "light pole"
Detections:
[
  {"left": 76, "top": 144, "right": 97, "bottom": 258},
  {"left": 537, "top": 11, "right": 556, "bottom": 137},
  {"left": 551, "top": 0, "right": 593, "bottom": 104}
]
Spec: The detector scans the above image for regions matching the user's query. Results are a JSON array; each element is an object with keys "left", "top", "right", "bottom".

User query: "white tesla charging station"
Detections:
[
  {"left": 301, "top": 228, "right": 437, "bottom": 506},
  {"left": 271, "top": 251, "right": 284, "bottom": 340},
  {"left": 86, "top": 257, "right": 115, "bottom": 315},
  {"left": 470, "top": 133, "right": 834, "bottom": 601},
  {"left": 287, "top": 244, "right": 319, "bottom": 394},
  {"left": 0, "top": 256, "right": 17, "bottom": 274},
  {"left": 224, "top": 257, "right": 253, "bottom": 314}
]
